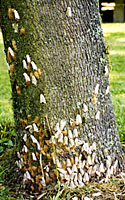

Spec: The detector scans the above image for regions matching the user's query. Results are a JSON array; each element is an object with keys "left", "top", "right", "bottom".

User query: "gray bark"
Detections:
[{"left": 0, "top": 0, "right": 124, "bottom": 192}]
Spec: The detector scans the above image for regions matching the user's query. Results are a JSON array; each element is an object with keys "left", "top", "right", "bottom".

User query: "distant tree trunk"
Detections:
[{"left": 0, "top": 0, "right": 124, "bottom": 193}]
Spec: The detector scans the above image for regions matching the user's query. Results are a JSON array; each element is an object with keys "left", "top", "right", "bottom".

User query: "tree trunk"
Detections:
[{"left": 0, "top": 0, "right": 124, "bottom": 192}]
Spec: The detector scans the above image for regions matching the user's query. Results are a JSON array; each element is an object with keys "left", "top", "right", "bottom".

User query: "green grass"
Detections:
[
  {"left": 102, "top": 23, "right": 125, "bottom": 142},
  {"left": 0, "top": 32, "right": 14, "bottom": 127}
]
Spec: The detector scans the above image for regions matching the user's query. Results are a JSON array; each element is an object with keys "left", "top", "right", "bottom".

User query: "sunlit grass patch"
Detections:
[
  {"left": 0, "top": 32, "right": 3, "bottom": 44},
  {"left": 102, "top": 23, "right": 125, "bottom": 144},
  {"left": 102, "top": 23, "right": 125, "bottom": 33},
  {"left": 0, "top": 35, "right": 14, "bottom": 126}
]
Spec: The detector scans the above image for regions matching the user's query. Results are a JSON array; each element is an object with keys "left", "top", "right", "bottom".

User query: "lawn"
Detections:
[
  {"left": 102, "top": 23, "right": 125, "bottom": 142},
  {"left": 0, "top": 32, "right": 14, "bottom": 127},
  {"left": 0, "top": 23, "right": 125, "bottom": 199}
]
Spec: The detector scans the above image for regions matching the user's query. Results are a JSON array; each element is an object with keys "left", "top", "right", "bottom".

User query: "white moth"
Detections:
[
  {"left": 106, "top": 156, "right": 112, "bottom": 168},
  {"left": 40, "top": 94, "right": 46, "bottom": 104},
  {"left": 23, "top": 59, "right": 27, "bottom": 69},
  {"left": 66, "top": 7, "right": 72, "bottom": 17},
  {"left": 67, "top": 167, "right": 72, "bottom": 175},
  {"left": 16, "top": 161, "right": 20, "bottom": 168},
  {"left": 83, "top": 103, "right": 88, "bottom": 112},
  {"left": 105, "top": 175, "right": 109, "bottom": 183},
  {"left": 96, "top": 111, "right": 100, "bottom": 120},
  {"left": 72, "top": 197, "right": 78, "bottom": 200},
  {"left": 64, "top": 136, "right": 68, "bottom": 145},
  {"left": 12, "top": 23, "right": 18, "bottom": 33},
  {"left": 54, "top": 122, "right": 60, "bottom": 132},
  {"left": 69, "top": 138, "right": 74, "bottom": 147},
  {"left": 73, "top": 128, "right": 78, "bottom": 138},
  {"left": 30, "top": 135, "right": 41, "bottom": 150},
  {"left": 26, "top": 54, "right": 31, "bottom": 63},
  {"left": 80, "top": 167, "right": 85, "bottom": 176},
  {"left": 51, "top": 136, "right": 56, "bottom": 144},
  {"left": 95, "top": 84, "right": 99, "bottom": 94},
  {"left": 60, "top": 173, "right": 65, "bottom": 180},
  {"left": 60, "top": 119, "right": 66, "bottom": 131},
  {"left": 23, "top": 73, "right": 30, "bottom": 82},
  {"left": 70, "top": 180, "right": 76, "bottom": 188},
  {"left": 44, "top": 165, "right": 49, "bottom": 172},
  {"left": 105, "top": 65, "right": 108, "bottom": 76},
  {"left": 88, "top": 166, "right": 93, "bottom": 175},
  {"left": 32, "top": 152, "right": 37, "bottom": 161},
  {"left": 23, "top": 133, "right": 27, "bottom": 142},
  {"left": 82, "top": 142, "right": 89, "bottom": 153},
  {"left": 23, "top": 145, "right": 28, "bottom": 153},
  {"left": 76, "top": 114, "right": 82, "bottom": 125},
  {"left": 99, "top": 163, "right": 105, "bottom": 173},
  {"left": 57, "top": 168, "right": 66, "bottom": 175},
  {"left": 55, "top": 131, "right": 60, "bottom": 139},
  {"left": 33, "top": 123, "right": 39, "bottom": 132},
  {"left": 74, "top": 138, "right": 78, "bottom": 146},
  {"left": 58, "top": 133, "right": 63, "bottom": 143},
  {"left": 8, "top": 47, "right": 15, "bottom": 57},
  {"left": 72, "top": 164, "right": 77, "bottom": 172},
  {"left": 110, "top": 165, "right": 114, "bottom": 175},
  {"left": 70, "top": 173, "right": 76, "bottom": 181},
  {"left": 25, "top": 125, "right": 33, "bottom": 133},
  {"left": 87, "top": 155, "right": 92, "bottom": 165},
  {"left": 75, "top": 156, "right": 79, "bottom": 165},
  {"left": 65, "top": 180, "right": 70, "bottom": 186},
  {"left": 56, "top": 158, "right": 61, "bottom": 168},
  {"left": 68, "top": 130, "right": 73, "bottom": 139},
  {"left": 31, "top": 61, "right": 37, "bottom": 70},
  {"left": 92, "top": 192, "right": 102, "bottom": 197},
  {"left": 106, "top": 168, "right": 111, "bottom": 178},
  {"left": 20, "top": 158, "right": 24, "bottom": 167},
  {"left": 78, "top": 161, "right": 82, "bottom": 169},
  {"left": 70, "top": 118, "right": 75, "bottom": 126},
  {"left": 14, "top": 10, "right": 20, "bottom": 20},
  {"left": 67, "top": 158, "right": 72, "bottom": 167},
  {"left": 32, "top": 75, "right": 37, "bottom": 85},
  {"left": 104, "top": 148, "right": 108, "bottom": 155},
  {"left": 41, "top": 177, "right": 46, "bottom": 186},
  {"left": 83, "top": 172, "right": 89, "bottom": 183},
  {"left": 78, "top": 173, "right": 82, "bottom": 182},
  {"left": 65, "top": 174, "right": 70, "bottom": 181},
  {"left": 78, "top": 180, "right": 84, "bottom": 187},
  {"left": 53, "top": 156, "right": 56, "bottom": 164},
  {"left": 91, "top": 152, "right": 96, "bottom": 164},
  {"left": 17, "top": 152, "right": 21, "bottom": 158},
  {"left": 84, "top": 197, "right": 93, "bottom": 200},
  {"left": 25, "top": 125, "right": 32, "bottom": 129},
  {"left": 74, "top": 174, "right": 78, "bottom": 186},
  {"left": 90, "top": 142, "right": 96, "bottom": 152},
  {"left": 106, "top": 85, "right": 110, "bottom": 94},
  {"left": 6, "top": 63, "right": 10, "bottom": 70},
  {"left": 25, "top": 171, "right": 32, "bottom": 180},
  {"left": 113, "top": 160, "right": 118, "bottom": 174}
]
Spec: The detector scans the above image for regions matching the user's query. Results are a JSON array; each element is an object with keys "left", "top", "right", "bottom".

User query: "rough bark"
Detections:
[{"left": 0, "top": 0, "right": 124, "bottom": 193}]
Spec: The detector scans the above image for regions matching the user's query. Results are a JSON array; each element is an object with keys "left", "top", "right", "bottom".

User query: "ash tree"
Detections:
[{"left": 0, "top": 0, "right": 124, "bottom": 193}]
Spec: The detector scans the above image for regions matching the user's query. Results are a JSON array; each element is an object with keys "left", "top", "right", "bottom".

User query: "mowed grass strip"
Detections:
[
  {"left": 0, "top": 31, "right": 14, "bottom": 126},
  {"left": 102, "top": 23, "right": 125, "bottom": 142},
  {"left": 0, "top": 23, "right": 125, "bottom": 142}
]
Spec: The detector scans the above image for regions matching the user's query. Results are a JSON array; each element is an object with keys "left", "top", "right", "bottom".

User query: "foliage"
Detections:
[{"left": 0, "top": 126, "right": 16, "bottom": 154}]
